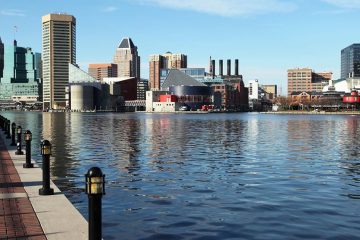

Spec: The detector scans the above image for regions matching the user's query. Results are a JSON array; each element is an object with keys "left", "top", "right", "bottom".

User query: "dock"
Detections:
[{"left": 0, "top": 131, "right": 87, "bottom": 239}]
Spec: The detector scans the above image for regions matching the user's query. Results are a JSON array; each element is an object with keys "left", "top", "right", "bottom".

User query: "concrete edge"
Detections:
[{"left": 0, "top": 132, "right": 88, "bottom": 240}]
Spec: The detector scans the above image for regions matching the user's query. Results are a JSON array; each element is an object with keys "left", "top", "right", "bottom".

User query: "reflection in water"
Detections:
[
  {"left": 42, "top": 113, "right": 79, "bottom": 193},
  {"left": 2, "top": 112, "right": 360, "bottom": 239},
  {"left": 338, "top": 117, "right": 360, "bottom": 199}
]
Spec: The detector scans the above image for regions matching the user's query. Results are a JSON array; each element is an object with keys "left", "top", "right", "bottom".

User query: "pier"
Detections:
[{"left": 0, "top": 131, "right": 87, "bottom": 239}]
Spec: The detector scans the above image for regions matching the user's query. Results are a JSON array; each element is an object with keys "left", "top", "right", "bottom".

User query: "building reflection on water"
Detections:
[
  {"left": 2, "top": 112, "right": 360, "bottom": 239},
  {"left": 42, "top": 112, "right": 80, "bottom": 192},
  {"left": 338, "top": 117, "right": 360, "bottom": 199}
]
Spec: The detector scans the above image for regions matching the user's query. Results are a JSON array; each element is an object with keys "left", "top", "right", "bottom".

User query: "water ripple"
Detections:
[{"left": 4, "top": 112, "right": 360, "bottom": 239}]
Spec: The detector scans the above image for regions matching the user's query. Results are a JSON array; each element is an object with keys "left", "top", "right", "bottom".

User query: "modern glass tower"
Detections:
[
  {"left": 0, "top": 40, "right": 41, "bottom": 102},
  {"left": 42, "top": 13, "right": 76, "bottom": 110},
  {"left": 341, "top": 44, "right": 360, "bottom": 79}
]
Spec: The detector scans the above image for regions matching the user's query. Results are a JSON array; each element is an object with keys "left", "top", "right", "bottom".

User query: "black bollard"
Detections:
[
  {"left": 3, "top": 118, "right": 7, "bottom": 133},
  {"left": 85, "top": 167, "right": 105, "bottom": 240},
  {"left": 15, "top": 126, "right": 24, "bottom": 155},
  {"left": 39, "top": 140, "right": 54, "bottom": 195},
  {"left": 23, "top": 130, "right": 34, "bottom": 168},
  {"left": 6, "top": 120, "right": 11, "bottom": 139},
  {"left": 11, "top": 123, "right": 16, "bottom": 146},
  {"left": 2, "top": 117, "right": 5, "bottom": 130}
]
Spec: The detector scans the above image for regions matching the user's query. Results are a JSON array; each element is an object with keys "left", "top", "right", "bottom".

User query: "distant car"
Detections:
[{"left": 179, "top": 105, "right": 190, "bottom": 111}]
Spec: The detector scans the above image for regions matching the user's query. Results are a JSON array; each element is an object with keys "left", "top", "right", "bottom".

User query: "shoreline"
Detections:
[{"left": 261, "top": 111, "right": 360, "bottom": 115}]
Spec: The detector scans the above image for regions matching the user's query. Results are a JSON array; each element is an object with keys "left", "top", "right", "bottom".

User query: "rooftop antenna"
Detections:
[{"left": 13, "top": 26, "right": 18, "bottom": 40}]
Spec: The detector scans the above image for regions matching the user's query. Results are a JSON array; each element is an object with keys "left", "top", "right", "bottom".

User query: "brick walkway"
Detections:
[{"left": 0, "top": 137, "right": 46, "bottom": 240}]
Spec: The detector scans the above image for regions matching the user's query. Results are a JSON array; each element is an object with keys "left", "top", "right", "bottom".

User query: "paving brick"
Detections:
[{"left": 0, "top": 138, "right": 47, "bottom": 240}]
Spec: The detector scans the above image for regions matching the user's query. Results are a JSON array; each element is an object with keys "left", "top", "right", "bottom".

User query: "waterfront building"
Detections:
[
  {"left": 211, "top": 83, "right": 234, "bottom": 109},
  {"left": 113, "top": 37, "right": 140, "bottom": 79},
  {"left": 210, "top": 79, "right": 248, "bottom": 111},
  {"left": 42, "top": 13, "right": 76, "bottom": 110},
  {"left": 102, "top": 77, "right": 137, "bottom": 101},
  {"left": 146, "top": 69, "right": 211, "bottom": 112},
  {"left": 248, "top": 80, "right": 259, "bottom": 100},
  {"left": 160, "top": 68, "right": 205, "bottom": 87},
  {"left": 323, "top": 77, "right": 360, "bottom": 93},
  {"left": 163, "top": 69, "right": 212, "bottom": 110},
  {"left": 341, "top": 44, "right": 360, "bottom": 79},
  {"left": 343, "top": 90, "right": 360, "bottom": 105},
  {"left": 0, "top": 38, "right": 3, "bottom": 79},
  {"left": 88, "top": 63, "right": 117, "bottom": 81},
  {"left": 145, "top": 90, "right": 168, "bottom": 112},
  {"left": 205, "top": 58, "right": 248, "bottom": 111},
  {"left": 68, "top": 63, "right": 135, "bottom": 111},
  {"left": 287, "top": 68, "right": 332, "bottom": 96},
  {"left": 0, "top": 40, "right": 42, "bottom": 103},
  {"left": 149, "top": 52, "right": 187, "bottom": 90},
  {"left": 290, "top": 91, "right": 322, "bottom": 106},
  {"left": 262, "top": 84, "right": 278, "bottom": 99},
  {"left": 68, "top": 63, "right": 101, "bottom": 111},
  {"left": 245, "top": 80, "right": 274, "bottom": 111}
]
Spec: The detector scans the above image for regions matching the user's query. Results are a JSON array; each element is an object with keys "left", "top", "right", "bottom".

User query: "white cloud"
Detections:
[
  {"left": 0, "top": 9, "right": 26, "bottom": 17},
  {"left": 322, "top": 0, "right": 360, "bottom": 8},
  {"left": 135, "top": 0, "right": 296, "bottom": 17},
  {"left": 103, "top": 6, "right": 118, "bottom": 12}
]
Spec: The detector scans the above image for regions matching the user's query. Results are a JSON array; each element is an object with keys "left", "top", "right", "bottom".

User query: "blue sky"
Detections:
[{"left": 1, "top": 0, "right": 360, "bottom": 95}]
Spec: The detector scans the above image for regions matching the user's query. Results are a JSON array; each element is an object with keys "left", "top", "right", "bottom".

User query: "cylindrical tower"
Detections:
[
  {"left": 219, "top": 60, "right": 223, "bottom": 76},
  {"left": 227, "top": 59, "right": 231, "bottom": 76},
  {"left": 235, "top": 59, "right": 239, "bottom": 76},
  {"left": 211, "top": 60, "right": 216, "bottom": 78}
]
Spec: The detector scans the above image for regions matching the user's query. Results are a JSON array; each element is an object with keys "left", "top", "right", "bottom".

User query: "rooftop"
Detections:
[
  {"left": 118, "top": 37, "right": 135, "bottom": 49},
  {"left": 162, "top": 69, "right": 206, "bottom": 89}
]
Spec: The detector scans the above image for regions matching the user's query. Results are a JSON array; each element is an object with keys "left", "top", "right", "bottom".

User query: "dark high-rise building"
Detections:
[
  {"left": 0, "top": 38, "right": 4, "bottom": 78},
  {"left": 341, "top": 44, "right": 360, "bottom": 79}
]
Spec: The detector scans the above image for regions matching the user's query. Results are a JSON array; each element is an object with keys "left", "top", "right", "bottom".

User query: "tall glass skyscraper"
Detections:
[
  {"left": 42, "top": 13, "right": 76, "bottom": 110},
  {"left": 341, "top": 44, "right": 360, "bottom": 79},
  {"left": 0, "top": 40, "right": 41, "bottom": 102}
]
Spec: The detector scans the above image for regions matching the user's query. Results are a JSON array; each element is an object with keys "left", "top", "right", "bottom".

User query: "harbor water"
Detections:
[{"left": 3, "top": 112, "right": 360, "bottom": 239}]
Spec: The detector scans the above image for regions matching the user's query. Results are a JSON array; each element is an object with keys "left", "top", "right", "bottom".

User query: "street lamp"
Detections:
[
  {"left": 15, "top": 126, "right": 23, "bottom": 155},
  {"left": 85, "top": 167, "right": 105, "bottom": 240},
  {"left": 39, "top": 140, "right": 54, "bottom": 195},
  {"left": 23, "top": 130, "right": 33, "bottom": 168}
]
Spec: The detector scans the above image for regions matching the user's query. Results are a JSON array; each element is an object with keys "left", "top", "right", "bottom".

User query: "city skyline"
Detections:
[{"left": 1, "top": 0, "right": 360, "bottom": 95}]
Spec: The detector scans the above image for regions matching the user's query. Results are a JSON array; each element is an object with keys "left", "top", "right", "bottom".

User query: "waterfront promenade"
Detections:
[{"left": 0, "top": 131, "right": 87, "bottom": 239}]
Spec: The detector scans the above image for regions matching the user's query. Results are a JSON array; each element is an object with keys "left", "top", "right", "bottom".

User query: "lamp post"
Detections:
[
  {"left": 15, "top": 126, "right": 24, "bottom": 155},
  {"left": 85, "top": 167, "right": 105, "bottom": 240},
  {"left": 23, "top": 130, "right": 34, "bottom": 168},
  {"left": 6, "top": 120, "right": 11, "bottom": 139},
  {"left": 11, "top": 123, "right": 16, "bottom": 146},
  {"left": 39, "top": 140, "right": 54, "bottom": 195}
]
